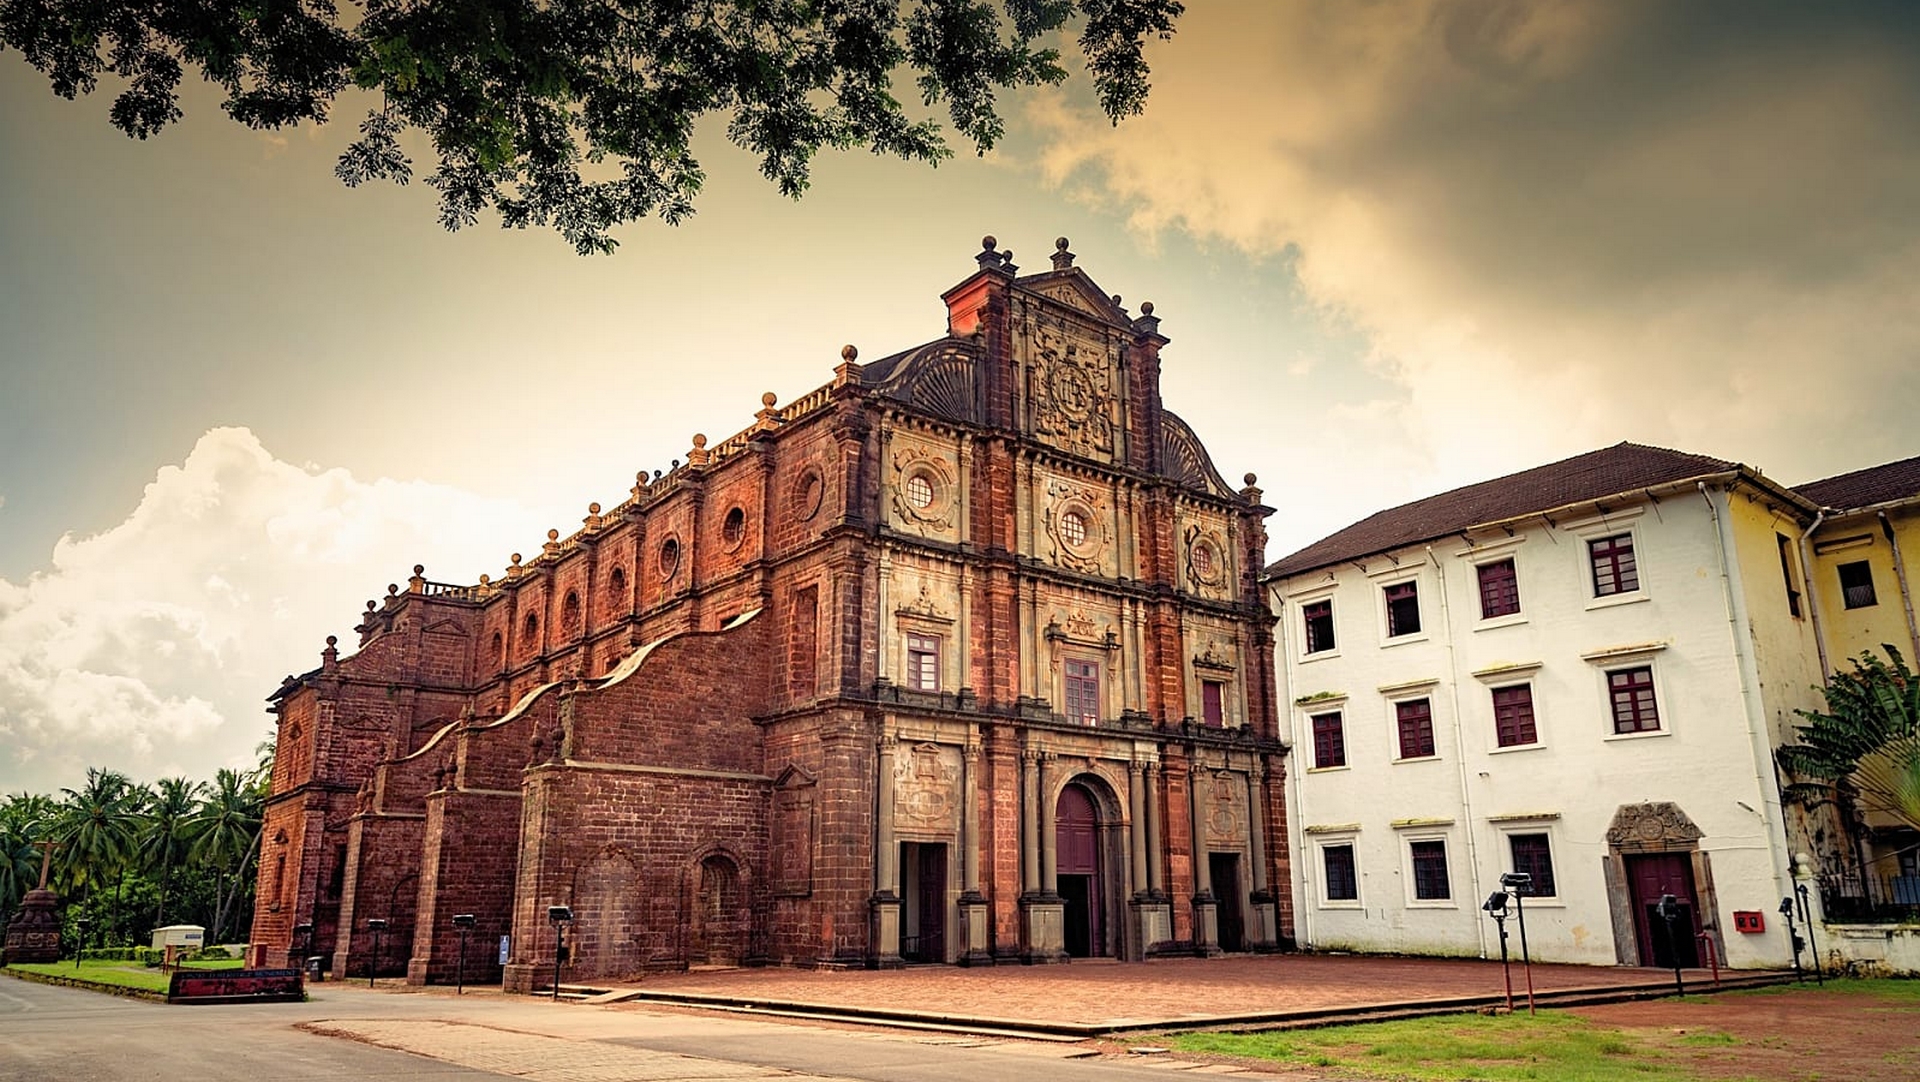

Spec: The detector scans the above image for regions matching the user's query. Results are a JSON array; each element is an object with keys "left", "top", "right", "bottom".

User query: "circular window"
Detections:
[
  {"left": 904, "top": 473, "right": 935, "bottom": 510},
  {"left": 1060, "top": 510, "right": 1089, "bottom": 548},
  {"left": 1192, "top": 543, "right": 1215, "bottom": 577},
  {"left": 796, "top": 470, "right": 824, "bottom": 521},
  {"left": 723, "top": 506, "right": 746, "bottom": 549},
  {"left": 659, "top": 538, "right": 680, "bottom": 580}
]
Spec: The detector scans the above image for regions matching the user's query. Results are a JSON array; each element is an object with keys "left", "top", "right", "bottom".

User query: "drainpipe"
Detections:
[
  {"left": 1427, "top": 545, "right": 1488, "bottom": 960},
  {"left": 1699, "top": 482, "right": 1794, "bottom": 915},
  {"left": 1879, "top": 511, "right": 1920, "bottom": 663},
  {"left": 1796, "top": 511, "right": 1830, "bottom": 679}
]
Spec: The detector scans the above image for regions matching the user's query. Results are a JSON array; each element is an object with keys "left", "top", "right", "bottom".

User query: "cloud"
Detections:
[
  {"left": 0, "top": 428, "right": 540, "bottom": 792},
  {"left": 1027, "top": 1, "right": 1920, "bottom": 537}
]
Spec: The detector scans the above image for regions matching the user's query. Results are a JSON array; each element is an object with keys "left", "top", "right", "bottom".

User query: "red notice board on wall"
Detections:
[{"left": 1732, "top": 910, "right": 1765, "bottom": 933}]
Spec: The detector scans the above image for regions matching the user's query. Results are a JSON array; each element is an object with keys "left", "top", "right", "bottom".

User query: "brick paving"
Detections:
[
  {"left": 306, "top": 1018, "right": 833, "bottom": 1082},
  {"left": 619, "top": 954, "right": 1716, "bottom": 1028}
]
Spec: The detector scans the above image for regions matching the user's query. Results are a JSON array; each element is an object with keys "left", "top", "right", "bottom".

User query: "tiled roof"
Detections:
[
  {"left": 1266, "top": 442, "right": 1740, "bottom": 579},
  {"left": 1792, "top": 455, "right": 1920, "bottom": 512}
]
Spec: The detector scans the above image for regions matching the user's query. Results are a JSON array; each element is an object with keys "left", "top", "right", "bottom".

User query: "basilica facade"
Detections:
[{"left": 249, "top": 237, "right": 1290, "bottom": 989}]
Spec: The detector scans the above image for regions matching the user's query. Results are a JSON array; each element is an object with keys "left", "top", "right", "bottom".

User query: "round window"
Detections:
[
  {"left": 904, "top": 473, "right": 935, "bottom": 509},
  {"left": 1060, "top": 510, "right": 1088, "bottom": 548},
  {"left": 796, "top": 470, "right": 824, "bottom": 520},
  {"left": 659, "top": 538, "right": 680, "bottom": 580},
  {"left": 1193, "top": 542, "right": 1215, "bottom": 577},
  {"left": 723, "top": 506, "right": 746, "bottom": 548}
]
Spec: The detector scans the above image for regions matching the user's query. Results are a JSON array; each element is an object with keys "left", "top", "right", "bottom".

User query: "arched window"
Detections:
[
  {"left": 522, "top": 612, "right": 540, "bottom": 652},
  {"left": 608, "top": 567, "right": 628, "bottom": 606},
  {"left": 561, "top": 590, "right": 582, "bottom": 635}
]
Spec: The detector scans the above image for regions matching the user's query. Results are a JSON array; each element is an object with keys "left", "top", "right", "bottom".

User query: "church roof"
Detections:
[
  {"left": 1793, "top": 455, "right": 1920, "bottom": 511},
  {"left": 1266, "top": 442, "right": 1747, "bottom": 579}
]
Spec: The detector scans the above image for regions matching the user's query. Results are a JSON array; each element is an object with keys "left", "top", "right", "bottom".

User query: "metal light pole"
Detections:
[
  {"left": 452, "top": 914, "right": 476, "bottom": 995},
  {"left": 1481, "top": 892, "right": 1513, "bottom": 1012},
  {"left": 366, "top": 918, "right": 387, "bottom": 989},
  {"left": 1501, "top": 872, "right": 1535, "bottom": 1014},
  {"left": 1657, "top": 895, "right": 1684, "bottom": 996},
  {"left": 292, "top": 921, "right": 314, "bottom": 973},
  {"left": 547, "top": 906, "right": 573, "bottom": 1002},
  {"left": 1778, "top": 897, "right": 1804, "bottom": 981},
  {"left": 73, "top": 916, "right": 90, "bottom": 970},
  {"left": 1794, "top": 881, "right": 1823, "bottom": 985}
]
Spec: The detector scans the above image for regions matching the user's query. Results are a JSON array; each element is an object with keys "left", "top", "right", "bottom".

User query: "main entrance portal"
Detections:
[{"left": 1058, "top": 783, "right": 1104, "bottom": 957}]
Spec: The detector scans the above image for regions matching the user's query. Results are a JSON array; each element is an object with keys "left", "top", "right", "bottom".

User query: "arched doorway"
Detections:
[
  {"left": 688, "top": 854, "right": 748, "bottom": 967},
  {"left": 1057, "top": 783, "right": 1106, "bottom": 958}
]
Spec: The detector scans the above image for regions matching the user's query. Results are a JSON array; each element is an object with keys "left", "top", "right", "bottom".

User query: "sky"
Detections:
[{"left": 2, "top": 1, "right": 1916, "bottom": 795}]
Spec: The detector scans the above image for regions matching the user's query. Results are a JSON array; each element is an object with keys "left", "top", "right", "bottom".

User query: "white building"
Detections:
[{"left": 1265, "top": 444, "right": 1826, "bottom": 969}]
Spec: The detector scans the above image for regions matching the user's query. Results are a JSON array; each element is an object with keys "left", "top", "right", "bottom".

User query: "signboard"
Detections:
[
  {"left": 167, "top": 968, "right": 305, "bottom": 1004},
  {"left": 499, "top": 935, "right": 510, "bottom": 966}
]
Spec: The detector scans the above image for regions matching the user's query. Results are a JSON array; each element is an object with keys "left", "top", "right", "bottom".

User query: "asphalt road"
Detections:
[{"left": 0, "top": 977, "right": 1219, "bottom": 1082}]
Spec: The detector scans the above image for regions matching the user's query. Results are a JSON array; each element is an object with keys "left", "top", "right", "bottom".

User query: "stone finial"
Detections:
[
  {"left": 632, "top": 470, "right": 649, "bottom": 498},
  {"left": 408, "top": 564, "right": 426, "bottom": 593},
  {"left": 1051, "top": 236, "right": 1075, "bottom": 271},
  {"left": 387, "top": 583, "right": 399, "bottom": 597},
  {"left": 755, "top": 391, "right": 780, "bottom": 431},
  {"left": 584, "top": 502, "right": 603, "bottom": 529},
  {"left": 508, "top": 553, "right": 524, "bottom": 578},
  {"left": 688, "top": 433, "right": 711, "bottom": 466},
  {"left": 322, "top": 635, "right": 339, "bottom": 668},
  {"left": 366, "top": 600, "right": 377, "bottom": 613},
  {"left": 1000, "top": 248, "right": 1017, "bottom": 275},
  {"left": 1245, "top": 472, "right": 1258, "bottom": 486},
  {"left": 589, "top": 502, "right": 600, "bottom": 514},
  {"left": 976, "top": 235, "right": 1005, "bottom": 272},
  {"left": 1240, "top": 472, "right": 1264, "bottom": 505},
  {"left": 762, "top": 392, "right": 778, "bottom": 408},
  {"left": 543, "top": 528, "right": 562, "bottom": 557},
  {"left": 834, "top": 344, "right": 860, "bottom": 387},
  {"left": 1133, "top": 299, "right": 1161, "bottom": 336},
  {"left": 478, "top": 574, "right": 490, "bottom": 587},
  {"left": 1141, "top": 301, "right": 1154, "bottom": 315}
]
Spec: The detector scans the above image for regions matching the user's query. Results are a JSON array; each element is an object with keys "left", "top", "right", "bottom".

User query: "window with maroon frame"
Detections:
[
  {"left": 1202, "top": 680, "right": 1226, "bottom": 727},
  {"left": 1507, "top": 833, "right": 1557, "bottom": 897},
  {"left": 1303, "top": 600, "right": 1336, "bottom": 654},
  {"left": 1608, "top": 666, "right": 1660, "bottom": 733},
  {"left": 1409, "top": 839, "right": 1450, "bottom": 900},
  {"left": 1311, "top": 712, "right": 1346, "bottom": 769},
  {"left": 1064, "top": 659, "right": 1100, "bottom": 725},
  {"left": 1384, "top": 581, "right": 1421, "bottom": 637},
  {"left": 1589, "top": 533, "right": 1639, "bottom": 596},
  {"left": 1477, "top": 558, "right": 1520, "bottom": 619},
  {"left": 1323, "top": 844, "right": 1358, "bottom": 901},
  {"left": 1492, "top": 684, "right": 1538, "bottom": 747},
  {"left": 1776, "top": 534, "right": 1801, "bottom": 618},
  {"left": 1395, "top": 698, "right": 1436, "bottom": 759},
  {"left": 906, "top": 633, "right": 940, "bottom": 691}
]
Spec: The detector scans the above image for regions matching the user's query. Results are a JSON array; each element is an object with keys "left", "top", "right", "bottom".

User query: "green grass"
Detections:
[
  {"left": 5, "top": 956, "right": 245, "bottom": 993},
  {"left": 1161, "top": 978, "right": 1920, "bottom": 1082}
]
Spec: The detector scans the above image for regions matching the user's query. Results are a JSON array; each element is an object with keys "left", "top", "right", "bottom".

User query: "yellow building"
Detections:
[{"left": 1794, "top": 454, "right": 1920, "bottom": 911}]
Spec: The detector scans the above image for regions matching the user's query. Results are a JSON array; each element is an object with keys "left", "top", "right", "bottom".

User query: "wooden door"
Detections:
[
  {"left": 916, "top": 843, "right": 946, "bottom": 963},
  {"left": 1211, "top": 853, "right": 1244, "bottom": 952},
  {"left": 1056, "top": 785, "right": 1103, "bottom": 957},
  {"left": 1627, "top": 853, "right": 1700, "bottom": 968}
]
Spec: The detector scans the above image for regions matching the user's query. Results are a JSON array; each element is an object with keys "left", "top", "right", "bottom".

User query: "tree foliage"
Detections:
[
  {"left": 1, "top": 0, "right": 1184, "bottom": 254},
  {"left": 1779, "top": 645, "right": 1920, "bottom": 834}
]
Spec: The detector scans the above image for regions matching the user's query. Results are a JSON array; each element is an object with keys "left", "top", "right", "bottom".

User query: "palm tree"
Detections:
[
  {"left": 139, "top": 777, "right": 204, "bottom": 927},
  {"left": 55, "top": 770, "right": 140, "bottom": 897},
  {"left": 1, "top": 792, "right": 57, "bottom": 916},
  {"left": 1780, "top": 645, "right": 1920, "bottom": 835},
  {"left": 189, "top": 768, "right": 264, "bottom": 943}
]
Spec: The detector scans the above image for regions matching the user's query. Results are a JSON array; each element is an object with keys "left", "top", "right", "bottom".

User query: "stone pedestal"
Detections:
[
  {"left": 1191, "top": 891, "right": 1222, "bottom": 957},
  {"left": 868, "top": 892, "right": 904, "bottom": 969},
  {"left": 1020, "top": 894, "right": 1068, "bottom": 964},
  {"left": 1, "top": 888, "right": 62, "bottom": 964},
  {"left": 1248, "top": 891, "right": 1280, "bottom": 952},
  {"left": 1130, "top": 893, "right": 1173, "bottom": 958},
  {"left": 958, "top": 891, "right": 994, "bottom": 966}
]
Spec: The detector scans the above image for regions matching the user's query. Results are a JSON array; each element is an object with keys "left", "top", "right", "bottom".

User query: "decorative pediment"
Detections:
[
  {"left": 896, "top": 581, "right": 953, "bottom": 623},
  {"left": 1605, "top": 802, "right": 1703, "bottom": 850},
  {"left": 773, "top": 764, "right": 818, "bottom": 789},
  {"left": 1193, "top": 639, "right": 1235, "bottom": 672},
  {"left": 422, "top": 619, "right": 468, "bottom": 637}
]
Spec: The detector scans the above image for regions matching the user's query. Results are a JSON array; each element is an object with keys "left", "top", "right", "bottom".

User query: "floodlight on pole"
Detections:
[
  {"left": 547, "top": 906, "right": 573, "bottom": 1001},
  {"left": 452, "top": 914, "right": 476, "bottom": 994},
  {"left": 367, "top": 918, "right": 388, "bottom": 989}
]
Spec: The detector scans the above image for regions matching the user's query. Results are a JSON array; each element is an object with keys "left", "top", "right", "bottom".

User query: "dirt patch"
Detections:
[{"left": 1569, "top": 984, "right": 1920, "bottom": 1082}]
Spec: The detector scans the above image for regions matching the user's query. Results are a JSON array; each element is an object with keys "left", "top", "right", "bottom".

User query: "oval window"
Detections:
[
  {"left": 905, "top": 473, "right": 935, "bottom": 509},
  {"left": 659, "top": 538, "right": 680, "bottom": 580},
  {"left": 1060, "top": 510, "right": 1089, "bottom": 548},
  {"left": 723, "top": 506, "right": 746, "bottom": 548}
]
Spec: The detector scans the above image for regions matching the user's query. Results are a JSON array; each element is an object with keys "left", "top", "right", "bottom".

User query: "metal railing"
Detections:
[{"left": 1818, "top": 871, "right": 1920, "bottom": 922}]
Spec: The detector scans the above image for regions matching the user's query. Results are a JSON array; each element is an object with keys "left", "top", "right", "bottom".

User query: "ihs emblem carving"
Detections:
[{"left": 1031, "top": 325, "right": 1115, "bottom": 460}]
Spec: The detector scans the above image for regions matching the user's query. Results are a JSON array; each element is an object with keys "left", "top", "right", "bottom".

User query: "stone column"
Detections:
[
  {"left": 958, "top": 742, "right": 993, "bottom": 965},
  {"left": 1188, "top": 756, "right": 1220, "bottom": 956},
  {"left": 1145, "top": 762, "right": 1165, "bottom": 894},
  {"left": 1128, "top": 761, "right": 1149, "bottom": 896},
  {"left": 1245, "top": 760, "right": 1279, "bottom": 951},
  {"left": 1039, "top": 752, "right": 1060, "bottom": 896},
  {"left": 1021, "top": 748, "right": 1041, "bottom": 895},
  {"left": 1019, "top": 747, "right": 1065, "bottom": 962},
  {"left": 870, "top": 734, "right": 903, "bottom": 967}
]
